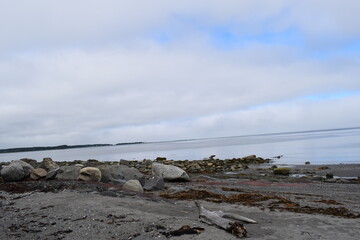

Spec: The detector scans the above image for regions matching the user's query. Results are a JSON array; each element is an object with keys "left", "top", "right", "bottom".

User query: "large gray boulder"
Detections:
[
  {"left": 1, "top": 162, "right": 26, "bottom": 182},
  {"left": 144, "top": 176, "right": 164, "bottom": 191},
  {"left": 12, "top": 160, "right": 34, "bottom": 176},
  {"left": 152, "top": 163, "right": 190, "bottom": 182},
  {"left": 98, "top": 165, "right": 145, "bottom": 186},
  {"left": 56, "top": 166, "right": 82, "bottom": 180}
]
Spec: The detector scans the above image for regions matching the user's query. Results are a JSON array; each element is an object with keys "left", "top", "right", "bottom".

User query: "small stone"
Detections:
[
  {"left": 30, "top": 168, "right": 48, "bottom": 180},
  {"left": 78, "top": 167, "right": 102, "bottom": 182},
  {"left": 122, "top": 180, "right": 144, "bottom": 193}
]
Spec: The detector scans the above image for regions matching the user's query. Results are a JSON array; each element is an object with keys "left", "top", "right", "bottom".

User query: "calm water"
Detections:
[{"left": 1, "top": 127, "right": 360, "bottom": 164}]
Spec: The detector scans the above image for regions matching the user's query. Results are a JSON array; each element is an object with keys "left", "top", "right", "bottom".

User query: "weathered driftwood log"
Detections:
[{"left": 195, "top": 201, "right": 256, "bottom": 238}]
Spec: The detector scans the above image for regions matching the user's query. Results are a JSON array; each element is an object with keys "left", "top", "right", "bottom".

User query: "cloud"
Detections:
[{"left": 0, "top": 1, "right": 360, "bottom": 148}]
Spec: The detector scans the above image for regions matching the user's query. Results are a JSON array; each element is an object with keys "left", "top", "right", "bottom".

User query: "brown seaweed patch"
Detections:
[
  {"left": 160, "top": 189, "right": 360, "bottom": 218},
  {"left": 160, "top": 189, "right": 291, "bottom": 206},
  {"left": 314, "top": 199, "right": 343, "bottom": 205},
  {"left": 272, "top": 205, "right": 360, "bottom": 219}
]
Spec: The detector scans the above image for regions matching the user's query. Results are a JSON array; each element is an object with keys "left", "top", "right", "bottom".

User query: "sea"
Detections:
[{"left": 1, "top": 127, "right": 360, "bottom": 165}]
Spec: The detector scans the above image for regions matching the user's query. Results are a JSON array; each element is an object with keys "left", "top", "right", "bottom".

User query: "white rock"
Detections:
[
  {"left": 122, "top": 180, "right": 144, "bottom": 193},
  {"left": 152, "top": 163, "right": 190, "bottom": 182},
  {"left": 78, "top": 167, "right": 102, "bottom": 182}
]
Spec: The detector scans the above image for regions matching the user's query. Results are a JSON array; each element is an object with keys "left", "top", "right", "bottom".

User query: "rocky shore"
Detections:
[{"left": 1, "top": 156, "right": 360, "bottom": 239}]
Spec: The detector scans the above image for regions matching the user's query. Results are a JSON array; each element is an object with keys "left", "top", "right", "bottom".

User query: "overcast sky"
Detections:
[{"left": 1, "top": 0, "right": 360, "bottom": 148}]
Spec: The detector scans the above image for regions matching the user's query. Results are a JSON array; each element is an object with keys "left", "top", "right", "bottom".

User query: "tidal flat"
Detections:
[{"left": 1, "top": 159, "right": 360, "bottom": 239}]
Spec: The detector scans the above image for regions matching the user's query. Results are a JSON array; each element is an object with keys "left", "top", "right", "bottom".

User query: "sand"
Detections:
[{"left": 1, "top": 163, "right": 360, "bottom": 240}]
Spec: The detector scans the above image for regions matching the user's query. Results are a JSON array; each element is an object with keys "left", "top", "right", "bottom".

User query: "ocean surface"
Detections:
[{"left": 1, "top": 127, "right": 360, "bottom": 164}]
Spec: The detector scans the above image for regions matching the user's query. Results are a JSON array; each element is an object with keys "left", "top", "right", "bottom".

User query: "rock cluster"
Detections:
[
  {"left": 0, "top": 155, "right": 270, "bottom": 193},
  {"left": 116, "top": 155, "right": 270, "bottom": 174}
]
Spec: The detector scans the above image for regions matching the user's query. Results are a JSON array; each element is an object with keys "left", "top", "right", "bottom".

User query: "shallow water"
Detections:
[{"left": 1, "top": 127, "right": 360, "bottom": 164}]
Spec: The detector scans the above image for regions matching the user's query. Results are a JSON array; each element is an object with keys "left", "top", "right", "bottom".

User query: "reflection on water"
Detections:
[{"left": 1, "top": 127, "right": 360, "bottom": 164}]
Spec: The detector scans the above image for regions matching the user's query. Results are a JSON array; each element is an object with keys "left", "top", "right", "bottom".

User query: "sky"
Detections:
[{"left": 1, "top": 0, "right": 360, "bottom": 148}]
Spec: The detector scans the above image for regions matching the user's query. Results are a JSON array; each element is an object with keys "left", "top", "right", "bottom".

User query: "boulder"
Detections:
[
  {"left": 1, "top": 162, "right": 26, "bottom": 182},
  {"left": 42, "top": 158, "right": 59, "bottom": 171},
  {"left": 46, "top": 168, "right": 59, "bottom": 180},
  {"left": 11, "top": 160, "right": 34, "bottom": 176},
  {"left": 98, "top": 165, "right": 145, "bottom": 186},
  {"left": 152, "top": 163, "right": 190, "bottom": 182},
  {"left": 20, "top": 158, "right": 39, "bottom": 168},
  {"left": 56, "top": 166, "right": 82, "bottom": 180},
  {"left": 30, "top": 168, "right": 47, "bottom": 180},
  {"left": 78, "top": 167, "right": 102, "bottom": 182},
  {"left": 122, "top": 180, "right": 144, "bottom": 193},
  {"left": 144, "top": 176, "right": 164, "bottom": 191},
  {"left": 273, "top": 167, "right": 291, "bottom": 176}
]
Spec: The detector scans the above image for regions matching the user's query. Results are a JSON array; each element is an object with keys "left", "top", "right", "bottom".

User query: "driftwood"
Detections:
[{"left": 195, "top": 201, "right": 256, "bottom": 238}]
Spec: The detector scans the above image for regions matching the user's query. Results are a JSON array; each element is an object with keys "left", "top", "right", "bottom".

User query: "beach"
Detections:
[{"left": 1, "top": 160, "right": 360, "bottom": 240}]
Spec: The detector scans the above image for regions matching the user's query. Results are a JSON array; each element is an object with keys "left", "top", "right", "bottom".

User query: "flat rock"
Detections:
[
  {"left": 78, "top": 167, "right": 102, "bottom": 182},
  {"left": 122, "top": 180, "right": 144, "bottom": 193},
  {"left": 152, "top": 163, "right": 190, "bottom": 182},
  {"left": 30, "top": 168, "right": 48, "bottom": 180},
  {"left": 98, "top": 165, "right": 145, "bottom": 186}
]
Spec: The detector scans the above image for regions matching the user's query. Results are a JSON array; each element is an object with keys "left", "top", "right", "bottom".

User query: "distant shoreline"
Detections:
[{"left": 0, "top": 142, "right": 145, "bottom": 154}]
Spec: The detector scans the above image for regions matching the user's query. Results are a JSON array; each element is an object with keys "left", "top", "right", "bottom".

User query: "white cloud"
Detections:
[{"left": 0, "top": 1, "right": 360, "bottom": 148}]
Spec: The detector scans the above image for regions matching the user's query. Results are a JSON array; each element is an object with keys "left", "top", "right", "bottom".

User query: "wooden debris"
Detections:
[{"left": 195, "top": 201, "right": 253, "bottom": 238}]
